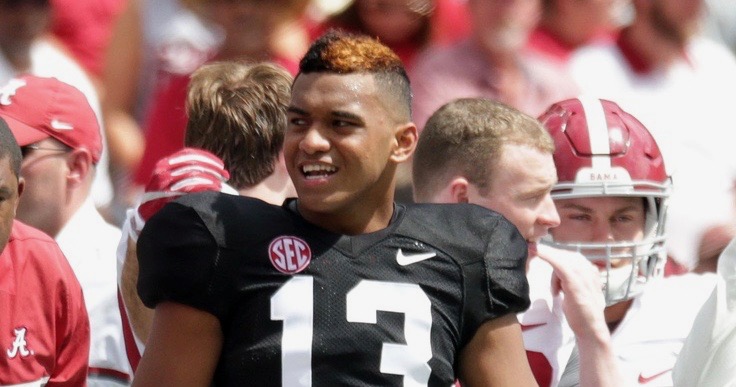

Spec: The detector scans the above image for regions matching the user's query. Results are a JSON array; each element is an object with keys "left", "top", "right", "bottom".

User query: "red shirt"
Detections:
[{"left": 0, "top": 220, "right": 90, "bottom": 386}]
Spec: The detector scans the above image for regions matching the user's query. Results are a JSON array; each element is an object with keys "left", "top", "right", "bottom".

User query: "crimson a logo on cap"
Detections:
[{"left": 269, "top": 236, "right": 312, "bottom": 274}]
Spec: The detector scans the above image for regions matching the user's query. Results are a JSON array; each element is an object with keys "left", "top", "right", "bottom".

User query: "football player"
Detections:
[
  {"left": 117, "top": 61, "right": 295, "bottom": 372},
  {"left": 412, "top": 97, "right": 622, "bottom": 387},
  {"left": 131, "top": 31, "right": 536, "bottom": 386},
  {"left": 541, "top": 97, "right": 717, "bottom": 386}
]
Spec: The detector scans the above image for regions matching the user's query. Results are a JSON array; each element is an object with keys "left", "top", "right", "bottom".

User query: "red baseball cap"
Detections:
[{"left": 0, "top": 75, "right": 102, "bottom": 163}]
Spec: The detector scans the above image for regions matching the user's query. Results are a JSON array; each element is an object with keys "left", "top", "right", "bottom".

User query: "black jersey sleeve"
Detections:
[
  {"left": 399, "top": 203, "right": 530, "bottom": 346},
  {"left": 459, "top": 211, "right": 530, "bottom": 340},
  {"left": 136, "top": 199, "right": 230, "bottom": 320},
  {"left": 482, "top": 214, "right": 530, "bottom": 313}
]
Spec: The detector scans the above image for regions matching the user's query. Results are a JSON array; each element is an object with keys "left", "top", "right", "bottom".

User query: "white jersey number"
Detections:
[{"left": 271, "top": 277, "right": 433, "bottom": 387}]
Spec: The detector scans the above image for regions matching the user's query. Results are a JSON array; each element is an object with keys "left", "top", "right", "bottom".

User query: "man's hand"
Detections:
[
  {"left": 535, "top": 243, "right": 607, "bottom": 337},
  {"left": 536, "top": 244, "right": 625, "bottom": 387}
]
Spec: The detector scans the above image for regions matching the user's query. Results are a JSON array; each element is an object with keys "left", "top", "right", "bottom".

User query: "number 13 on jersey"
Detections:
[{"left": 271, "top": 276, "right": 434, "bottom": 386}]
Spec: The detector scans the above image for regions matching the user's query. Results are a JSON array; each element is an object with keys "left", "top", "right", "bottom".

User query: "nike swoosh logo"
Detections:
[
  {"left": 521, "top": 323, "right": 547, "bottom": 331},
  {"left": 50, "top": 119, "right": 74, "bottom": 130},
  {"left": 396, "top": 248, "right": 436, "bottom": 266},
  {"left": 638, "top": 369, "right": 672, "bottom": 384}
]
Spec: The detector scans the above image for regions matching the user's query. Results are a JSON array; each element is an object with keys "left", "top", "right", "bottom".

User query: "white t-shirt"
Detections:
[{"left": 56, "top": 199, "right": 131, "bottom": 385}]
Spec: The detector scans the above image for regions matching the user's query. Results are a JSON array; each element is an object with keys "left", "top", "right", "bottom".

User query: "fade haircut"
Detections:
[
  {"left": 297, "top": 30, "right": 412, "bottom": 122},
  {"left": 0, "top": 117, "right": 21, "bottom": 179},
  {"left": 413, "top": 98, "right": 554, "bottom": 200},
  {"left": 185, "top": 61, "right": 292, "bottom": 190}
]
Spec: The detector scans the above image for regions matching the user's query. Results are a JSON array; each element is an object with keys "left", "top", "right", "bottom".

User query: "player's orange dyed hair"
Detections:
[{"left": 298, "top": 30, "right": 412, "bottom": 121}]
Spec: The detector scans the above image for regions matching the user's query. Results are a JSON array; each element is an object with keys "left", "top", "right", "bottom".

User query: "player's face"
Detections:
[
  {"left": 468, "top": 144, "right": 559, "bottom": 258},
  {"left": 0, "top": 156, "right": 21, "bottom": 252},
  {"left": 285, "top": 72, "right": 407, "bottom": 226},
  {"left": 550, "top": 196, "right": 645, "bottom": 267},
  {"left": 15, "top": 138, "right": 70, "bottom": 235},
  {"left": 467, "top": 0, "right": 540, "bottom": 54}
]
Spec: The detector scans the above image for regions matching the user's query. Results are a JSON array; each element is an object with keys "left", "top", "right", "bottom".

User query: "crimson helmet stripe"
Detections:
[{"left": 578, "top": 96, "right": 612, "bottom": 170}]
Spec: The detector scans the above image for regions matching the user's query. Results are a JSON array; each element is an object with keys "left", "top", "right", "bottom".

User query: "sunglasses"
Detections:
[{"left": 20, "top": 144, "right": 69, "bottom": 158}]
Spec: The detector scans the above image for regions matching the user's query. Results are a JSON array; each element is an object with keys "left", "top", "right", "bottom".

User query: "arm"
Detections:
[
  {"left": 101, "top": 0, "right": 145, "bottom": 179},
  {"left": 536, "top": 244, "right": 624, "bottom": 387},
  {"left": 120, "top": 236, "right": 154, "bottom": 345},
  {"left": 458, "top": 313, "right": 538, "bottom": 387},
  {"left": 132, "top": 302, "right": 222, "bottom": 386},
  {"left": 116, "top": 149, "right": 230, "bottom": 371}
]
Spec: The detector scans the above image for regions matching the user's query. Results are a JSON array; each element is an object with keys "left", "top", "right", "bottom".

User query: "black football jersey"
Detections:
[{"left": 137, "top": 192, "right": 530, "bottom": 386}]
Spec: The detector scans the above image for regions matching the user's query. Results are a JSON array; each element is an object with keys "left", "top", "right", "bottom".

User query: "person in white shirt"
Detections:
[
  {"left": 568, "top": 0, "right": 736, "bottom": 270},
  {"left": 0, "top": 0, "right": 115, "bottom": 211}
]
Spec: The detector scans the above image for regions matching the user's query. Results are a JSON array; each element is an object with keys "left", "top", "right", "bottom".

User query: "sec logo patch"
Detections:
[{"left": 269, "top": 236, "right": 312, "bottom": 274}]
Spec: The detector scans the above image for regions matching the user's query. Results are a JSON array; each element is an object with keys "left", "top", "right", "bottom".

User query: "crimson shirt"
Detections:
[{"left": 0, "top": 220, "right": 90, "bottom": 386}]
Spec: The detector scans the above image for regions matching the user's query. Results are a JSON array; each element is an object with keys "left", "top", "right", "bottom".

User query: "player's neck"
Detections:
[
  {"left": 297, "top": 195, "right": 396, "bottom": 236},
  {"left": 603, "top": 298, "right": 633, "bottom": 332},
  {"left": 238, "top": 179, "right": 294, "bottom": 206}
]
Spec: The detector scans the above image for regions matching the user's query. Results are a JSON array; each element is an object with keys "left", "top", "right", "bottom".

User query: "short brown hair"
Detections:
[
  {"left": 298, "top": 30, "right": 413, "bottom": 122},
  {"left": 413, "top": 98, "right": 554, "bottom": 200},
  {"left": 185, "top": 61, "right": 292, "bottom": 189}
]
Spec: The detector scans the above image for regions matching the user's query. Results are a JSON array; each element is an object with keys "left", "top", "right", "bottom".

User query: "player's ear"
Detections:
[
  {"left": 390, "top": 122, "right": 417, "bottom": 163},
  {"left": 449, "top": 177, "right": 470, "bottom": 204}
]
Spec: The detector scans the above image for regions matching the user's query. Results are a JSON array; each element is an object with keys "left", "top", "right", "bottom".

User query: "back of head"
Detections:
[
  {"left": 185, "top": 61, "right": 292, "bottom": 190},
  {"left": 413, "top": 98, "right": 553, "bottom": 201},
  {"left": 298, "top": 30, "right": 413, "bottom": 123},
  {"left": 539, "top": 96, "right": 672, "bottom": 303}
]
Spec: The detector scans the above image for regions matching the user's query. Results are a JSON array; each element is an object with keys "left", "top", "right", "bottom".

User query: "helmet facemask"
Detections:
[{"left": 543, "top": 194, "right": 670, "bottom": 305}]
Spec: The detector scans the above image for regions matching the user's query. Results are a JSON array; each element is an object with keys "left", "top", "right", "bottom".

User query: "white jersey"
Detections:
[
  {"left": 569, "top": 38, "right": 736, "bottom": 269},
  {"left": 611, "top": 273, "right": 717, "bottom": 386},
  {"left": 519, "top": 256, "right": 576, "bottom": 387},
  {"left": 56, "top": 199, "right": 131, "bottom": 385},
  {"left": 673, "top": 238, "right": 736, "bottom": 387}
]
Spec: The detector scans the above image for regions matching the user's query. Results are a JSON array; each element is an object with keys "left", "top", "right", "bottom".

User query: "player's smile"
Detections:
[{"left": 301, "top": 163, "right": 338, "bottom": 180}]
